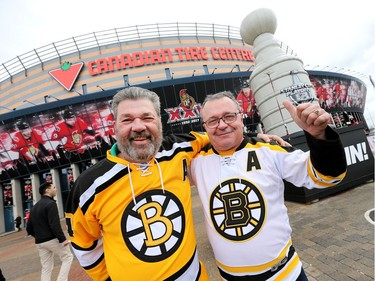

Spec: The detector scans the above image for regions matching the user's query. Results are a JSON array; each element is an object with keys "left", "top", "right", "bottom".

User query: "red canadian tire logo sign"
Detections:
[{"left": 49, "top": 61, "right": 84, "bottom": 91}]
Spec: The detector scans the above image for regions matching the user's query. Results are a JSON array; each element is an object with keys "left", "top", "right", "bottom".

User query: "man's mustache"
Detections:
[{"left": 128, "top": 132, "right": 152, "bottom": 141}]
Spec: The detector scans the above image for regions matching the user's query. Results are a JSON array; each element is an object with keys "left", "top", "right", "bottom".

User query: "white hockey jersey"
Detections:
[{"left": 190, "top": 130, "right": 346, "bottom": 280}]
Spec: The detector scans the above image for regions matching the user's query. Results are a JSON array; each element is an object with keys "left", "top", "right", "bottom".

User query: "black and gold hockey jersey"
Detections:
[
  {"left": 190, "top": 127, "right": 347, "bottom": 280},
  {"left": 65, "top": 132, "right": 209, "bottom": 281}
]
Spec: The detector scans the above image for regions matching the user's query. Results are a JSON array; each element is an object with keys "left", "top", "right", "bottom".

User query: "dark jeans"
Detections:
[{"left": 296, "top": 268, "right": 308, "bottom": 281}]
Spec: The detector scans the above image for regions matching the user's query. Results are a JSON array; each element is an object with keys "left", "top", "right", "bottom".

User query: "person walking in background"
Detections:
[
  {"left": 26, "top": 182, "right": 73, "bottom": 281},
  {"left": 24, "top": 209, "right": 30, "bottom": 229},
  {"left": 14, "top": 216, "right": 22, "bottom": 232},
  {"left": 190, "top": 91, "right": 347, "bottom": 280}
]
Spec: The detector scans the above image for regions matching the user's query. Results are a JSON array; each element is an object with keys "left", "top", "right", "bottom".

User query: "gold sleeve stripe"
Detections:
[
  {"left": 274, "top": 254, "right": 301, "bottom": 281},
  {"left": 307, "top": 158, "right": 346, "bottom": 187}
]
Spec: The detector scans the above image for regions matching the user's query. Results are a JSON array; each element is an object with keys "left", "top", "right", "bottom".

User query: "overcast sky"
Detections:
[{"left": 1, "top": 0, "right": 374, "bottom": 127}]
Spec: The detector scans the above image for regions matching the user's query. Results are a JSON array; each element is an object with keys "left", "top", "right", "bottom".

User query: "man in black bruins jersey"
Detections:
[{"left": 65, "top": 87, "right": 211, "bottom": 280}]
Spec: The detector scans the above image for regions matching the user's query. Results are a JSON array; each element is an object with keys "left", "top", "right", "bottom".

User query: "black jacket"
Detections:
[
  {"left": 15, "top": 216, "right": 22, "bottom": 226},
  {"left": 26, "top": 196, "right": 67, "bottom": 244}
]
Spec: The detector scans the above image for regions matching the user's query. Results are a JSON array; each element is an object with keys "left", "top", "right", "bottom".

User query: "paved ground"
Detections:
[{"left": 1, "top": 180, "right": 373, "bottom": 281}]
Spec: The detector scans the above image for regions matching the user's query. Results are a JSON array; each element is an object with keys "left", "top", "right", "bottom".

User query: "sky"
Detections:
[{"left": 1, "top": 0, "right": 374, "bottom": 127}]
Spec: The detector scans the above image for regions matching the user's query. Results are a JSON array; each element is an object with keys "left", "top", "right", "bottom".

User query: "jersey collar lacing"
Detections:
[
  {"left": 218, "top": 154, "right": 242, "bottom": 189},
  {"left": 127, "top": 158, "right": 165, "bottom": 204},
  {"left": 215, "top": 138, "right": 248, "bottom": 189},
  {"left": 110, "top": 143, "right": 166, "bottom": 204}
]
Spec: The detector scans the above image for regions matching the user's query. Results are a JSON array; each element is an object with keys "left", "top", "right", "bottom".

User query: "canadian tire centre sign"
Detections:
[
  {"left": 87, "top": 46, "right": 254, "bottom": 76},
  {"left": 49, "top": 46, "right": 254, "bottom": 90}
]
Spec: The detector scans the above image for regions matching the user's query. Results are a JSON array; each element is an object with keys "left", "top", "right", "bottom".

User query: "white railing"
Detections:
[
  {"left": 1, "top": 22, "right": 369, "bottom": 87},
  {"left": 0, "top": 22, "right": 242, "bottom": 82},
  {"left": 303, "top": 64, "right": 369, "bottom": 84}
]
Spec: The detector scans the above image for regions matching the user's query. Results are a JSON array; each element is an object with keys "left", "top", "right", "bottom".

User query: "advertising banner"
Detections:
[{"left": 0, "top": 73, "right": 369, "bottom": 183}]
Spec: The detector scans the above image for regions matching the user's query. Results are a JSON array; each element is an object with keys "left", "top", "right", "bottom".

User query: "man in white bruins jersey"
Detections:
[{"left": 190, "top": 91, "right": 347, "bottom": 281}]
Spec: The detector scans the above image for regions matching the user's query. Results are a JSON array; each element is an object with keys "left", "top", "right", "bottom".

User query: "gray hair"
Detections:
[
  {"left": 201, "top": 91, "right": 242, "bottom": 113},
  {"left": 111, "top": 87, "right": 161, "bottom": 119}
]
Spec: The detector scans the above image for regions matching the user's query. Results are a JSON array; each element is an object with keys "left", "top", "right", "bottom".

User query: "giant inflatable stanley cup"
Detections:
[{"left": 240, "top": 8, "right": 316, "bottom": 138}]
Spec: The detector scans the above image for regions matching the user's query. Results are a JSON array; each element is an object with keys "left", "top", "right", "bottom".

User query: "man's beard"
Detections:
[{"left": 118, "top": 131, "right": 162, "bottom": 162}]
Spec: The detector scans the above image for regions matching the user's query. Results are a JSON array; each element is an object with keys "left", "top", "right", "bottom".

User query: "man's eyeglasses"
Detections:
[{"left": 203, "top": 112, "right": 240, "bottom": 129}]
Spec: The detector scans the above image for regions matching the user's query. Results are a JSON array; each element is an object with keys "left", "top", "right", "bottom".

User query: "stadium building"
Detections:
[{"left": 0, "top": 23, "right": 373, "bottom": 233}]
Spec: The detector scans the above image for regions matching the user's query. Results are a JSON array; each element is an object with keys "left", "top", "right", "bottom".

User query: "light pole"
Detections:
[
  {"left": 97, "top": 85, "right": 105, "bottom": 91},
  {"left": 72, "top": 89, "right": 83, "bottom": 96},
  {"left": 47, "top": 95, "right": 60, "bottom": 101},
  {"left": 23, "top": 100, "right": 37, "bottom": 106},
  {"left": 0, "top": 105, "right": 16, "bottom": 111}
]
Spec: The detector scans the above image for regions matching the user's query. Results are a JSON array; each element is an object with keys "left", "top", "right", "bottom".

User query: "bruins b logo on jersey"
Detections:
[
  {"left": 121, "top": 189, "right": 185, "bottom": 262},
  {"left": 210, "top": 178, "right": 265, "bottom": 241}
]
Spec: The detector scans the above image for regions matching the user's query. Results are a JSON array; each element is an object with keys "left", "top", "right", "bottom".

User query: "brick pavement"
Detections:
[
  {"left": 0, "top": 180, "right": 373, "bottom": 281},
  {"left": 286, "top": 181, "right": 374, "bottom": 281}
]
